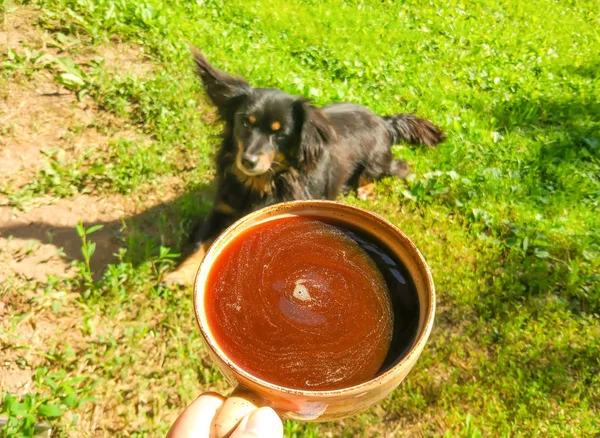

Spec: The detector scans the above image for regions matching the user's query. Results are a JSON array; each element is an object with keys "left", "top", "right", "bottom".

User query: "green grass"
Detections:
[{"left": 1, "top": 0, "right": 599, "bottom": 436}]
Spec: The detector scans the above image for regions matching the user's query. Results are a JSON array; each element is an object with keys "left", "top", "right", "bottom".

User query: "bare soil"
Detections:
[
  {"left": 0, "top": 7, "right": 151, "bottom": 188},
  {"left": 0, "top": 9, "right": 191, "bottom": 412}
]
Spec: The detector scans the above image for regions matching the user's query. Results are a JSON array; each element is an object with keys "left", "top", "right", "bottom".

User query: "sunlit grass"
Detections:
[{"left": 1, "top": 0, "right": 598, "bottom": 436}]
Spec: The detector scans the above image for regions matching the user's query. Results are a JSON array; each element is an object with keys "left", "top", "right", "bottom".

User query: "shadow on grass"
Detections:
[
  {"left": 0, "top": 186, "right": 214, "bottom": 278},
  {"left": 488, "top": 87, "right": 600, "bottom": 215},
  {"left": 474, "top": 231, "right": 598, "bottom": 318},
  {"left": 465, "top": 238, "right": 600, "bottom": 405},
  {"left": 389, "top": 238, "right": 600, "bottom": 427},
  {"left": 487, "top": 87, "right": 599, "bottom": 314},
  {"left": 493, "top": 93, "right": 600, "bottom": 158}
]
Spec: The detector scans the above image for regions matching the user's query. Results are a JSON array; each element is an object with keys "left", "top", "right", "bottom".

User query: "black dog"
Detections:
[{"left": 163, "top": 47, "right": 444, "bottom": 285}]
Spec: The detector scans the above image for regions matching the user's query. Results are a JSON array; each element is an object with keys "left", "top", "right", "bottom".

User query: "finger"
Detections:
[
  {"left": 166, "top": 392, "right": 226, "bottom": 438},
  {"left": 230, "top": 407, "right": 283, "bottom": 438}
]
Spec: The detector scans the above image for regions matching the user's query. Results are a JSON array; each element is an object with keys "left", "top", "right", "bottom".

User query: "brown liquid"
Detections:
[{"left": 206, "top": 217, "right": 401, "bottom": 390}]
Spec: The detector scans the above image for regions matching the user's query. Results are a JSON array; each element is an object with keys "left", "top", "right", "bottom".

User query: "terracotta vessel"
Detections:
[{"left": 193, "top": 200, "right": 435, "bottom": 437}]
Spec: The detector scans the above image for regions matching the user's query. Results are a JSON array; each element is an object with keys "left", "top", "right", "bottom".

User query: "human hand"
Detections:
[{"left": 166, "top": 392, "right": 283, "bottom": 438}]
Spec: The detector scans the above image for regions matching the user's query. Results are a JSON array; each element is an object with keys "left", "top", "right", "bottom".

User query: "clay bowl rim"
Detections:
[{"left": 193, "top": 199, "right": 435, "bottom": 397}]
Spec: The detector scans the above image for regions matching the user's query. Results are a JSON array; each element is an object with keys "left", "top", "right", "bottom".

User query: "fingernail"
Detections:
[{"left": 238, "top": 407, "right": 282, "bottom": 436}]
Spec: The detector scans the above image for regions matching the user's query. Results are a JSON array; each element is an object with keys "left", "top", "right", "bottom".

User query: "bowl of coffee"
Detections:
[{"left": 193, "top": 200, "right": 435, "bottom": 437}]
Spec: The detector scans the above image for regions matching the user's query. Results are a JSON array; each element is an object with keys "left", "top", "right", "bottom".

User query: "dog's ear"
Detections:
[
  {"left": 294, "top": 99, "right": 336, "bottom": 171},
  {"left": 190, "top": 46, "right": 250, "bottom": 112}
]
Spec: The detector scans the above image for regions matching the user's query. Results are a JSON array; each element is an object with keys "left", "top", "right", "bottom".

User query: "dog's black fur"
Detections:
[{"left": 163, "top": 48, "right": 444, "bottom": 284}]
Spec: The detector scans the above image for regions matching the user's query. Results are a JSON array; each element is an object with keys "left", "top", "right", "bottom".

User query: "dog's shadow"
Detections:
[{"left": 0, "top": 186, "right": 214, "bottom": 280}]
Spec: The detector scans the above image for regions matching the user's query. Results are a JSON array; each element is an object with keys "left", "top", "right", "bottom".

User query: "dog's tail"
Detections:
[{"left": 382, "top": 114, "right": 445, "bottom": 147}]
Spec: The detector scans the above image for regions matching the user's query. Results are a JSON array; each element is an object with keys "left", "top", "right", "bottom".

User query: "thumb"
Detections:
[{"left": 230, "top": 407, "right": 283, "bottom": 438}]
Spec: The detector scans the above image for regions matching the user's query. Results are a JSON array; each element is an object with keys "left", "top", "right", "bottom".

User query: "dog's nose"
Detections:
[{"left": 241, "top": 153, "right": 260, "bottom": 169}]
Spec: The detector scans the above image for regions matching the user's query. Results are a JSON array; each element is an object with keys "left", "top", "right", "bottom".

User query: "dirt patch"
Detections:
[
  {"left": 0, "top": 367, "right": 33, "bottom": 395},
  {"left": 1, "top": 6, "right": 152, "bottom": 74},
  {"left": 0, "top": 176, "right": 191, "bottom": 284},
  {"left": 0, "top": 194, "right": 125, "bottom": 282},
  {"left": 97, "top": 42, "right": 154, "bottom": 77},
  {"left": 0, "top": 7, "right": 153, "bottom": 189},
  {"left": 0, "top": 75, "right": 143, "bottom": 190},
  {"left": 0, "top": 7, "right": 44, "bottom": 51},
  {"left": 2, "top": 84, "right": 87, "bottom": 183},
  {"left": 0, "top": 288, "right": 96, "bottom": 396},
  {"left": 0, "top": 178, "right": 192, "bottom": 398},
  {"left": 0, "top": 9, "right": 216, "bottom": 435}
]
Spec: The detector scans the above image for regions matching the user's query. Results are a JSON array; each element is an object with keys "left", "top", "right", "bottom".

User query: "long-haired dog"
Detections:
[{"left": 163, "top": 47, "right": 444, "bottom": 285}]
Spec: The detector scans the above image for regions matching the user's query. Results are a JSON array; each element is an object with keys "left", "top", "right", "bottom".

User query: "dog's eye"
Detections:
[
  {"left": 242, "top": 115, "right": 256, "bottom": 129},
  {"left": 240, "top": 115, "right": 254, "bottom": 129}
]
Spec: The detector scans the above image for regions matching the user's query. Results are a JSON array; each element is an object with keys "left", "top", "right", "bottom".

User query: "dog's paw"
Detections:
[
  {"left": 357, "top": 183, "right": 377, "bottom": 200},
  {"left": 160, "top": 242, "right": 212, "bottom": 288},
  {"left": 390, "top": 160, "right": 411, "bottom": 179},
  {"left": 160, "top": 270, "right": 194, "bottom": 288}
]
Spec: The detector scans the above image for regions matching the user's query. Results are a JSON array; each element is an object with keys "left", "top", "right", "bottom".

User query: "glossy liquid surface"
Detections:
[{"left": 206, "top": 217, "right": 403, "bottom": 390}]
